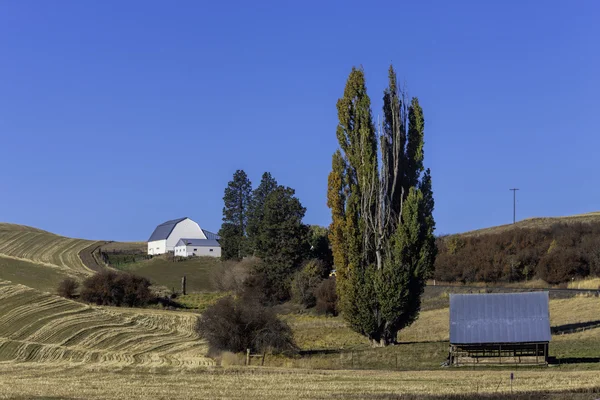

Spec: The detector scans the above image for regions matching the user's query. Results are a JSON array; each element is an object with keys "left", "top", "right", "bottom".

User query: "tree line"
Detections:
[{"left": 434, "top": 222, "right": 600, "bottom": 285}]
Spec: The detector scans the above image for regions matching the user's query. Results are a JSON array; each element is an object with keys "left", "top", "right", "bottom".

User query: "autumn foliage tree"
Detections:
[{"left": 327, "top": 66, "right": 436, "bottom": 346}]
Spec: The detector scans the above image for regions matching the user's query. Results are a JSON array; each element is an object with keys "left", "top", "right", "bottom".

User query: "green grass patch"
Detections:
[
  {"left": 0, "top": 255, "right": 74, "bottom": 293},
  {"left": 177, "top": 292, "right": 230, "bottom": 311},
  {"left": 113, "top": 255, "right": 221, "bottom": 292}
]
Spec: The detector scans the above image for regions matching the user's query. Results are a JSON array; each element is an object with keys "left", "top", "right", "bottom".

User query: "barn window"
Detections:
[
  {"left": 193, "top": 248, "right": 197, "bottom": 251},
  {"left": 209, "top": 249, "right": 213, "bottom": 252}
]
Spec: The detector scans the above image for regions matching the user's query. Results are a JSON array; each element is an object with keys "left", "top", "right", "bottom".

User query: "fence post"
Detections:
[
  {"left": 261, "top": 352, "right": 265, "bottom": 366},
  {"left": 246, "top": 349, "right": 250, "bottom": 366},
  {"left": 181, "top": 275, "right": 187, "bottom": 296}
]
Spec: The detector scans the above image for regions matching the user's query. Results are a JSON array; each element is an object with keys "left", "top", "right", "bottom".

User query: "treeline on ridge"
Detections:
[{"left": 434, "top": 222, "right": 600, "bottom": 284}]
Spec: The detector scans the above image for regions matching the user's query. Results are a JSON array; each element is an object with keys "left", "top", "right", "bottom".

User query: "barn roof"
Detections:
[
  {"left": 148, "top": 217, "right": 188, "bottom": 242},
  {"left": 175, "top": 238, "right": 220, "bottom": 247},
  {"left": 449, "top": 292, "right": 551, "bottom": 345},
  {"left": 202, "top": 229, "right": 220, "bottom": 240}
]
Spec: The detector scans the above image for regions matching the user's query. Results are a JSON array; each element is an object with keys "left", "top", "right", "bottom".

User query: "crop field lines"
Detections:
[
  {"left": 0, "top": 229, "right": 99, "bottom": 277},
  {"left": 0, "top": 283, "right": 213, "bottom": 367}
]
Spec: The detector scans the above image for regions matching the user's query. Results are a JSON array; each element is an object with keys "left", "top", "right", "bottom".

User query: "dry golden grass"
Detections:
[
  {"left": 0, "top": 224, "right": 98, "bottom": 279},
  {"left": 568, "top": 277, "right": 600, "bottom": 290},
  {"left": 459, "top": 212, "right": 600, "bottom": 237},
  {"left": 0, "top": 364, "right": 598, "bottom": 399},
  {"left": 0, "top": 281, "right": 212, "bottom": 366},
  {"left": 549, "top": 296, "right": 600, "bottom": 327}
]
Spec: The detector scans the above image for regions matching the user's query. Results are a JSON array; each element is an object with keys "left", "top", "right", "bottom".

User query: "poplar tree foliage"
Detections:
[
  {"left": 247, "top": 172, "right": 278, "bottom": 254},
  {"left": 219, "top": 170, "right": 252, "bottom": 260},
  {"left": 327, "top": 66, "right": 436, "bottom": 346}
]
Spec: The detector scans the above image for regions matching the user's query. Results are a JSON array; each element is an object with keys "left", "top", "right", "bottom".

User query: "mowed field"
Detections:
[
  {"left": 0, "top": 280, "right": 212, "bottom": 367},
  {"left": 0, "top": 223, "right": 98, "bottom": 282}
]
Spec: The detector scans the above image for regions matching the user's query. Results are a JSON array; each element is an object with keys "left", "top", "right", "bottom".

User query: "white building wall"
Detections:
[
  {"left": 173, "top": 244, "right": 221, "bottom": 258},
  {"left": 165, "top": 218, "right": 207, "bottom": 251},
  {"left": 148, "top": 240, "right": 166, "bottom": 255}
]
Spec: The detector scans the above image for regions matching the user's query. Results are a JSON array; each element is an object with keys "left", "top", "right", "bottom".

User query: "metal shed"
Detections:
[{"left": 448, "top": 292, "right": 551, "bottom": 365}]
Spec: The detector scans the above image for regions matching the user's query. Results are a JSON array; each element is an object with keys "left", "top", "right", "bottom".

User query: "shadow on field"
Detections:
[
  {"left": 551, "top": 320, "right": 600, "bottom": 335},
  {"left": 549, "top": 356, "right": 600, "bottom": 365},
  {"left": 331, "top": 387, "right": 600, "bottom": 399}
]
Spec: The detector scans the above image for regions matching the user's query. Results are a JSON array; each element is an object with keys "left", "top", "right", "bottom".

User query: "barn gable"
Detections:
[
  {"left": 148, "top": 217, "right": 188, "bottom": 242},
  {"left": 450, "top": 292, "right": 551, "bottom": 345}
]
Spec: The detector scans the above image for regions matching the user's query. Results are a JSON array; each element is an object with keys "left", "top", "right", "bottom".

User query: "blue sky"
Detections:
[{"left": 1, "top": 1, "right": 599, "bottom": 241}]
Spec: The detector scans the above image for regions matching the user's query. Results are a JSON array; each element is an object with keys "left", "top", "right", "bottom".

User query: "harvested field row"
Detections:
[
  {"left": 0, "top": 282, "right": 213, "bottom": 367},
  {"left": 0, "top": 228, "right": 97, "bottom": 276}
]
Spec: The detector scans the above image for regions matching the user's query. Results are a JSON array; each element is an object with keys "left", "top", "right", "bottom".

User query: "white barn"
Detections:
[
  {"left": 147, "top": 217, "right": 220, "bottom": 255},
  {"left": 174, "top": 239, "right": 221, "bottom": 258}
]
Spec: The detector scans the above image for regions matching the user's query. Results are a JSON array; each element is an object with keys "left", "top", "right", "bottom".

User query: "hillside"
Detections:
[
  {"left": 435, "top": 212, "right": 600, "bottom": 284},
  {"left": 0, "top": 223, "right": 98, "bottom": 279},
  {"left": 0, "top": 280, "right": 212, "bottom": 366},
  {"left": 459, "top": 212, "right": 600, "bottom": 237}
]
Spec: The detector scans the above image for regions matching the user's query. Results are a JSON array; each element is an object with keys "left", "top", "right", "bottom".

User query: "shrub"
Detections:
[
  {"left": 315, "top": 277, "right": 337, "bottom": 316},
  {"left": 290, "top": 259, "right": 328, "bottom": 308},
  {"left": 196, "top": 296, "right": 296, "bottom": 354},
  {"left": 210, "top": 258, "right": 255, "bottom": 293},
  {"left": 80, "top": 271, "right": 154, "bottom": 307},
  {"left": 57, "top": 278, "right": 79, "bottom": 299}
]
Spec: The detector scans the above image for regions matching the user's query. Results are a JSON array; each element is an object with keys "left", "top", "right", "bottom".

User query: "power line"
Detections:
[{"left": 509, "top": 188, "right": 519, "bottom": 224}]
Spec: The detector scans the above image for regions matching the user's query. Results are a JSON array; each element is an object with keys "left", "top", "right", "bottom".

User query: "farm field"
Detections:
[
  {"left": 0, "top": 364, "right": 598, "bottom": 399},
  {"left": 0, "top": 281, "right": 212, "bottom": 366},
  {"left": 0, "top": 223, "right": 98, "bottom": 279},
  {"left": 113, "top": 255, "right": 220, "bottom": 292},
  {"left": 0, "top": 255, "right": 74, "bottom": 293}
]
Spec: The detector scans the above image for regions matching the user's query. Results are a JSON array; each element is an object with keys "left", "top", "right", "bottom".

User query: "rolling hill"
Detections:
[{"left": 459, "top": 212, "right": 600, "bottom": 237}]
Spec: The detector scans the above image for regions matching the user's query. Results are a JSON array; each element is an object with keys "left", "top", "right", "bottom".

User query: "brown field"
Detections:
[
  {"left": 0, "top": 364, "right": 598, "bottom": 399},
  {"left": 458, "top": 212, "right": 600, "bottom": 237}
]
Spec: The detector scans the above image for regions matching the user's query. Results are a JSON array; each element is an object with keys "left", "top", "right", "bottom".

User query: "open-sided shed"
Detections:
[{"left": 449, "top": 291, "right": 551, "bottom": 365}]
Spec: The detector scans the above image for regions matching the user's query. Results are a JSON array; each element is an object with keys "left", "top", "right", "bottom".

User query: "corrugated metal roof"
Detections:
[
  {"left": 148, "top": 217, "right": 187, "bottom": 242},
  {"left": 202, "top": 229, "right": 221, "bottom": 240},
  {"left": 175, "top": 238, "right": 220, "bottom": 247},
  {"left": 449, "top": 292, "right": 551, "bottom": 345}
]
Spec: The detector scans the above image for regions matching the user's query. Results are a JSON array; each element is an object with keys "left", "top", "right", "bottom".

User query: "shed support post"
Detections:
[
  {"left": 536, "top": 343, "right": 538, "bottom": 364},
  {"left": 499, "top": 344, "right": 502, "bottom": 364}
]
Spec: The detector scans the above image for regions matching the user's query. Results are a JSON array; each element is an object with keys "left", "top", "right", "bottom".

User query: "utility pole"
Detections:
[{"left": 509, "top": 188, "right": 519, "bottom": 224}]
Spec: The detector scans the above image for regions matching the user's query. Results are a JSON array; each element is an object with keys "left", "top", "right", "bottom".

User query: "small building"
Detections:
[
  {"left": 174, "top": 239, "right": 221, "bottom": 258},
  {"left": 449, "top": 291, "right": 551, "bottom": 365},
  {"left": 147, "top": 217, "right": 219, "bottom": 255}
]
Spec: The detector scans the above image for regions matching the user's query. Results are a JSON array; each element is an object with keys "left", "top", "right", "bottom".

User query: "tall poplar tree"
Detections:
[
  {"left": 219, "top": 170, "right": 252, "bottom": 260},
  {"left": 327, "top": 66, "right": 436, "bottom": 346}
]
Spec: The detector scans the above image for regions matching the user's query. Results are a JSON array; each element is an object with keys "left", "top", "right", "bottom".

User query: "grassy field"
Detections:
[
  {"left": 0, "top": 255, "right": 74, "bottom": 293},
  {"left": 113, "top": 255, "right": 220, "bottom": 292},
  {"left": 0, "top": 280, "right": 212, "bottom": 366}
]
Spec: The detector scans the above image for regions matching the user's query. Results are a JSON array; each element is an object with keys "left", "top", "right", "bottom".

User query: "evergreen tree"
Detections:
[
  {"left": 218, "top": 170, "right": 252, "bottom": 260},
  {"left": 327, "top": 66, "right": 436, "bottom": 346},
  {"left": 247, "top": 172, "right": 278, "bottom": 255},
  {"left": 254, "top": 186, "right": 309, "bottom": 302}
]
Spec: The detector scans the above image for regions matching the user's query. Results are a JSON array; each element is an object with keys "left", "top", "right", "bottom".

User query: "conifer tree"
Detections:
[
  {"left": 247, "top": 172, "right": 278, "bottom": 255},
  {"left": 327, "top": 66, "right": 436, "bottom": 346},
  {"left": 219, "top": 170, "right": 252, "bottom": 260}
]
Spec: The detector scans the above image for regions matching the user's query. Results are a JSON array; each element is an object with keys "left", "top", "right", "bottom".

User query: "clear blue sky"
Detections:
[{"left": 1, "top": 1, "right": 599, "bottom": 241}]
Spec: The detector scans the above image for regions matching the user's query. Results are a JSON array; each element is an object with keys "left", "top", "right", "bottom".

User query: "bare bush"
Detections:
[
  {"left": 210, "top": 258, "right": 255, "bottom": 292},
  {"left": 57, "top": 278, "right": 79, "bottom": 299},
  {"left": 315, "top": 277, "right": 337, "bottom": 316},
  {"left": 196, "top": 296, "right": 296, "bottom": 354},
  {"left": 80, "top": 271, "right": 154, "bottom": 307}
]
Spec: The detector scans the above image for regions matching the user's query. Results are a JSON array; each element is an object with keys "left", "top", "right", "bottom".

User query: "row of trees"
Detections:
[
  {"left": 212, "top": 65, "right": 436, "bottom": 348},
  {"left": 218, "top": 170, "right": 332, "bottom": 303},
  {"left": 435, "top": 222, "right": 600, "bottom": 284}
]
